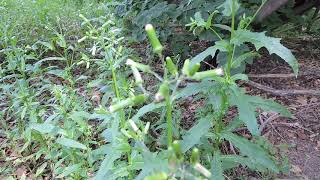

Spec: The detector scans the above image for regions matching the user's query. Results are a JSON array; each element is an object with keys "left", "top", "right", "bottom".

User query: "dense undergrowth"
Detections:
[{"left": 0, "top": 0, "right": 318, "bottom": 179}]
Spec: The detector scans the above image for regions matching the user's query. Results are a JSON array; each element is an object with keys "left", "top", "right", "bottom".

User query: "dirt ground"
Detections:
[{"left": 244, "top": 38, "right": 320, "bottom": 179}]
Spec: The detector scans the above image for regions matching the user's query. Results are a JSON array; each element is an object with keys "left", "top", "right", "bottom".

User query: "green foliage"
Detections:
[{"left": 0, "top": 0, "right": 299, "bottom": 179}]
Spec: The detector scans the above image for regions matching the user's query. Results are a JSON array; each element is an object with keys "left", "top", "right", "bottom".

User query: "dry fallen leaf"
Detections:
[
  {"left": 16, "top": 166, "right": 27, "bottom": 178},
  {"left": 290, "top": 164, "right": 302, "bottom": 174}
]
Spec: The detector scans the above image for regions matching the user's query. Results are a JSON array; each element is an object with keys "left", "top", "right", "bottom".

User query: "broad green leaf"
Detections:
[
  {"left": 56, "top": 164, "right": 81, "bottom": 178},
  {"left": 231, "top": 74, "right": 248, "bottom": 81},
  {"left": 231, "top": 30, "right": 298, "bottom": 75},
  {"left": 30, "top": 123, "right": 65, "bottom": 135},
  {"left": 136, "top": 151, "right": 168, "bottom": 179},
  {"left": 210, "top": 151, "right": 224, "bottom": 180},
  {"left": 247, "top": 96, "right": 292, "bottom": 117},
  {"left": 35, "top": 162, "right": 47, "bottom": 177},
  {"left": 175, "top": 80, "right": 216, "bottom": 99},
  {"left": 95, "top": 151, "right": 122, "bottom": 180},
  {"left": 232, "top": 51, "right": 260, "bottom": 68},
  {"left": 132, "top": 102, "right": 165, "bottom": 122},
  {"left": 220, "top": 155, "right": 266, "bottom": 171},
  {"left": 181, "top": 116, "right": 213, "bottom": 153},
  {"left": 224, "top": 116, "right": 243, "bottom": 131},
  {"left": 230, "top": 93, "right": 259, "bottom": 135},
  {"left": 56, "top": 137, "right": 87, "bottom": 150},
  {"left": 190, "top": 46, "right": 218, "bottom": 66},
  {"left": 218, "top": 0, "right": 240, "bottom": 17},
  {"left": 221, "top": 132, "right": 279, "bottom": 172}
]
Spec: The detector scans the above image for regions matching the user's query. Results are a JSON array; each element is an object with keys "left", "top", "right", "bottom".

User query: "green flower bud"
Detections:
[
  {"left": 182, "top": 59, "right": 190, "bottom": 76},
  {"left": 190, "top": 148, "right": 200, "bottom": 165},
  {"left": 109, "top": 94, "right": 146, "bottom": 113},
  {"left": 145, "top": 24, "right": 163, "bottom": 55},
  {"left": 172, "top": 140, "right": 183, "bottom": 160},
  {"left": 189, "top": 63, "right": 200, "bottom": 76},
  {"left": 155, "top": 82, "right": 169, "bottom": 102},
  {"left": 191, "top": 68, "right": 224, "bottom": 80},
  {"left": 132, "top": 94, "right": 147, "bottom": 104},
  {"left": 145, "top": 172, "right": 168, "bottom": 180},
  {"left": 109, "top": 98, "right": 133, "bottom": 113},
  {"left": 126, "top": 59, "right": 151, "bottom": 73},
  {"left": 165, "top": 57, "right": 178, "bottom": 76}
]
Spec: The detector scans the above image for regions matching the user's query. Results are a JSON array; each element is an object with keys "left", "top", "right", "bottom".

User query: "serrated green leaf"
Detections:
[
  {"left": 210, "top": 151, "right": 224, "bottom": 180},
  {"left": 181, "top": 116, "right": 213, "bottom": 153},
  {"left": 190, "top": 46, "right": 218, "bottom": 66},
  {"left": 230, "top": 93, "right": 259, "bottom": 135},
  {"left": 221, "top": 132, "right": 279, "bottom": 173},
  {"left": 232, "top": 51, "right": 260, "bottom": 68},
  {"left": 132, "top": 102, "right": 165, "bottom": 122},
  {"left": 30, "top": 123, "right": 65, "bottom": 135},
  {"left": 247, "top": 96, "right": 292, "bottom": 117},
  {"left": 218, "top": 0, "right": 240, "bottom": 17},
  {"left": 56, "top": 138, "right": 87, "bottom": 150},
  {"left": 220, "top": 155, "right": 266, "bottom": 171},
  {"left": 56, "top": 164, "right": 81, "bottom": 178},
  {"left": 231, "top": 30, "right": 298, "bottom": 75},
  {"left": 95, "top": 151, "right": 122, "bottom": 180}
]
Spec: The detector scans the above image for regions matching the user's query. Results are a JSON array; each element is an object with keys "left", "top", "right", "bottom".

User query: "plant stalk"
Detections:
[{"left": 166, "top": 95, "right": 173, "bottom": 147}]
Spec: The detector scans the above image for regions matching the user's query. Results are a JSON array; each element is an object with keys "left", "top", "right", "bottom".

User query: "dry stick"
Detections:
[
  {"left": 248, "top": 70, "right": 320, "bottom": 78},
  {"left": 259, "top": 113, "right": 280, "bottom": 133},
  {"left": 245, "top": 80, "right": 320, "bottom": 96}
]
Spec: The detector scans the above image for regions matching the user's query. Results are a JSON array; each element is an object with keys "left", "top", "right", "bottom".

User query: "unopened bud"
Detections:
[{"left": 145, "top": 24, "right": 163, "bottom": 55}]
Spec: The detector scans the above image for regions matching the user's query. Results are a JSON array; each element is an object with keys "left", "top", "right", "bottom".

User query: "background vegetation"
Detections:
[{"left": 0, "top": 0, "right": 319, "bottom": 179}]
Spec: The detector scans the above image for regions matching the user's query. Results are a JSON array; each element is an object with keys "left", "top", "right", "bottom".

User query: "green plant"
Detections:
[{"left": 104, "top": 0, "right": 298, "bottom": 179}]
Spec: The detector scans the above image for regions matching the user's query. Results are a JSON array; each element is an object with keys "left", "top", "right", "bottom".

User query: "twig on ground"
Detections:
[
  {"left": 248, "top": 70, "right": 320, "bottom": 78},
  {"left": 245, "top": 80, "right": 320, "bottom": 96},
  {"left": 259, "top": 113, "right": 280, "bottom": 133}
]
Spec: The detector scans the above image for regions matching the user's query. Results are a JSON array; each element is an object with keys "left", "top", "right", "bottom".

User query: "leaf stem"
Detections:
[{"left": 209, "top": 27, "right": 223, "bottom": 41}]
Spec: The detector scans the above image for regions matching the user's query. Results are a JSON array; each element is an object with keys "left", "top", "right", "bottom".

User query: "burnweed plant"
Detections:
[
  {"left": 103, "top": 0, "right": 298, "bottom": 179},
  {"left": 0, "top": 0, "right": 299, "bottom": 179}
]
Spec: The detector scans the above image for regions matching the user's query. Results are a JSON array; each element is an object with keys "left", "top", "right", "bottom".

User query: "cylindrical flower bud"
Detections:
[
  {"left": 191, "top": 68, "right": 224, "bottom": 80},
  {"left": 172, "top": 140, "right": 183, "bottom": 160},
  {"left": 109, "top": 98, "right": 133, "bottom": 113},
  {"left": 145, "top": 24, "right": 163, "bottom": 55},
  {"left": 182, "top": 59, "right": 191, "bottom": 76},
  {"left": 131, "top": 66, "right": 143, "bottom": 85},
  {"left": 144, "top": 122, "right": 151, "bottom": 134},
  {"left": 77, "top": 36, "right": 88, "bottom": 43},
  {"left": 109, "top": 94, "right": 146, "bottom": 113},
  {"left": 145, "top": 172, "right": 168, "bottom": 180},
  {"left": 165, "top": 57, "right": 178, "bottom": 76},
  {"left": 190, "top": 148, "right": 200, "bottom": 165},
  {"left": 126, "top": 59, "right": 151, "bottom": 73},
  {"left": 128, "top": 119, "right": 139, "bottom": 132},
  {"left": 194, "top": 163, "right": 212, "bottom": 178},
  {"left": 132, "top": 94, "right": 146, "bottom": 105},
  {"left": 155, "top": 82, "right": 169, "bottom": 102},
  {"left": 189, "top": 63, "right": 200, "bottom": 76}
]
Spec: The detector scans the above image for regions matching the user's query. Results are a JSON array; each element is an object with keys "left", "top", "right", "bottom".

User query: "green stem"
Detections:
[
  {"left": 112, "top": 66, "right": 120, "bottom": 99},
  {"left": 209, "top": 27, "right": 223, "bottom": 41},
  {"left": 245, "top": 0, "right": 268, "bottom": 29},
  {"left": 166, "top": 95, "right": 173, "bottom": 147},
  {"left": 226, "top": 0, "right": 236, "bottom": 81}
]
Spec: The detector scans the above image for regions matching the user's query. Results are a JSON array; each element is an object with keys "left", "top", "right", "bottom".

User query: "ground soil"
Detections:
[{"left": 245, "top": 38, "right": 320, "bottom": 180}]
